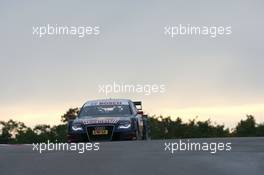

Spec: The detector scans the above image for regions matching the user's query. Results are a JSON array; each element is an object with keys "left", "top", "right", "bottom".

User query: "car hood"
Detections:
[{"left": 73, "top": 116, "right": 132, "bottom": 125}]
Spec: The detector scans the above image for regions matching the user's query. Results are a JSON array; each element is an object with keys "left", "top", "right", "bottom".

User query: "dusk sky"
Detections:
[{"left": 0, "top": 1, "right": 263, "bottom": 128}]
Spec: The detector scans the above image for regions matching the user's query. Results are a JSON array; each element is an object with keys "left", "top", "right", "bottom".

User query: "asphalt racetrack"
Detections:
[{"left": 0, "top": 137, "right": 263, "bottom": 175}]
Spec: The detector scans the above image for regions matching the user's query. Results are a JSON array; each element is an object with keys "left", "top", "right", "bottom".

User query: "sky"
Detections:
[{"left": 0, "top": 0, "right": 264, "bottom": 128}]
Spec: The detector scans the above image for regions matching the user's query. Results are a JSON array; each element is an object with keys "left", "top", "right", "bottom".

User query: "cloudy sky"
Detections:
[{"left": 0, "top": 0, "right": 263, "bottom": 128}]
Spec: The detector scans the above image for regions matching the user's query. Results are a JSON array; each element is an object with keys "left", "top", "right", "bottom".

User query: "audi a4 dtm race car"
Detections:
[{"left": 67, "top": 99, "right": 150, "bottom": 142}]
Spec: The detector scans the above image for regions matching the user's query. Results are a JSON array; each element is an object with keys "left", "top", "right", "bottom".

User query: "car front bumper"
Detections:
[{"left": 68, "top": 126, "right": 137, "bottom": 142}]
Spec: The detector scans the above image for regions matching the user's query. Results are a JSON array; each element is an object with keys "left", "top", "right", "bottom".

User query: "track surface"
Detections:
[{"left": 0, "top": 137, "right": 263, "bottom": 175}]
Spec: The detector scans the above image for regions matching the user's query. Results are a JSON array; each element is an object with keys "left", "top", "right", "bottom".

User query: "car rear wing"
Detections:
[
  {"left": 133, "top": 101, "right": 142, "bottom": 110},
  {"left": 133, "top": 101, "right": 148, "bottom": 117}
]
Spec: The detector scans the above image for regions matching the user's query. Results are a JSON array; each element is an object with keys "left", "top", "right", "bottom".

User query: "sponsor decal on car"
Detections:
[
  {"left": 82, "top": 119, "right": 119, "bottom": 125},
  {"left": 84, "top": 100, "right": 129, "bottom": 106}
]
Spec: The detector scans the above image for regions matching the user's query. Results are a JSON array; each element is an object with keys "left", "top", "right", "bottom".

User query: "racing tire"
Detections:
[
  {"left": 142, "top": 119, "right": 150, "bottom": 140},
  {"left": 142, "top": 127, "right": 151, "bottom": 140},
  {"left": 135, "top": 129, "right": 140, "bottom": 140},
  {"left": 134, "top": 124, "right": 143, "bottom": 140}
]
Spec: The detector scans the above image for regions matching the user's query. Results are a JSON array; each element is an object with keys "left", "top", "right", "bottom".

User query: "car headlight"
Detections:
[
  {"left": 71, "top": 123, "right": 83, "bottom": 131},
  {"left": 118, "top": 121, "right": 131, "bottom": 129}
]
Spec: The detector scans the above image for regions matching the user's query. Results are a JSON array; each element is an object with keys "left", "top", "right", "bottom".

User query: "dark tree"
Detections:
[
  {"left": 256, "top": 123, "right": 264, "bottom": 136},
  {"left": 234, "top": 115, "right": 256, "bottom": 137},
  {"left": 61, "top": 107, "right": 80, "bottom": 123}
]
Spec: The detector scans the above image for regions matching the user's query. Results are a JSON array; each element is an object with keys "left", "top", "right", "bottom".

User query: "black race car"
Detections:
[{"left": 67, "top": 99, "right": 150, "bottom": 142}]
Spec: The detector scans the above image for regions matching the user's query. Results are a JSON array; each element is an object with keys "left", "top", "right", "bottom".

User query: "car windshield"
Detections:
[{"left": 79, "top": 104, "right": 132, "bottom": 117}]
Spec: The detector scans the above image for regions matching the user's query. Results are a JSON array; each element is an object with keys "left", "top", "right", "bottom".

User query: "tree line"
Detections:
[{"left": 0, "top": 108, "right": 264, "bottom": 143}]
